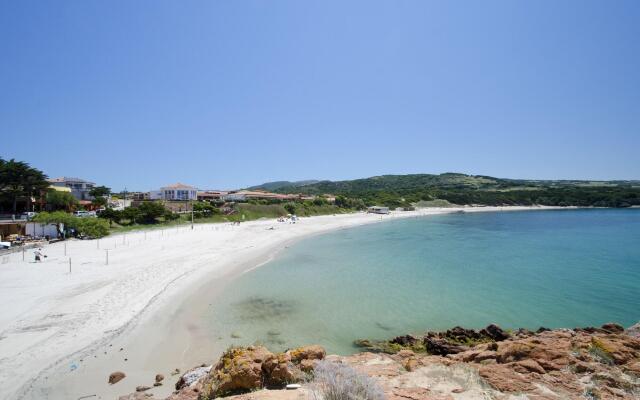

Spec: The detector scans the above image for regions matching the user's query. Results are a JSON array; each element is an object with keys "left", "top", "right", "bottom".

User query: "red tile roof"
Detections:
[{"left": 162, "top": 183, "right": 196, "bottom": 189}]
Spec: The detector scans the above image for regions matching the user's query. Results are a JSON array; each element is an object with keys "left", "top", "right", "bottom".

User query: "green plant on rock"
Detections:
[{"left": 588, "top": 338, "right": 614, "bottom": 365}]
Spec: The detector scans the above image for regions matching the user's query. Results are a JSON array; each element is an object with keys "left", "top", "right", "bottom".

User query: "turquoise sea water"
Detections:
[{"left": 207, "top": 209, "right": 640, "bottom": 354}]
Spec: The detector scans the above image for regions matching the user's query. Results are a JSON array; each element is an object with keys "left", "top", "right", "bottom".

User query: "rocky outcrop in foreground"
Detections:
[{"left": 119, "top": 323, "right": 640, "bottom": 400}]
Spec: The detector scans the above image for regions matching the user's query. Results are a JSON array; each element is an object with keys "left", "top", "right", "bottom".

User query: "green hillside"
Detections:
[
  {"left": 260, "top": 173, "right": 640, "bottom": 209},
  {"left": 247, "top": 180, "right": 320, "bottom": 191}
]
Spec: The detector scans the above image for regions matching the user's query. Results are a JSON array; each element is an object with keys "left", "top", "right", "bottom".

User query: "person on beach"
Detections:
[{"left": 34, "top": 249, "right": 44, "bottom": 262}]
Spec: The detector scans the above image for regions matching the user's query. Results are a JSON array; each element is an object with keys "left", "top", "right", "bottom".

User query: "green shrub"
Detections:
[
  {"left": 77, "top": 218, "right": 110, "bottom": 238},
  {"left": 311, "top": 360, "right": 384, "bottom": 400}
]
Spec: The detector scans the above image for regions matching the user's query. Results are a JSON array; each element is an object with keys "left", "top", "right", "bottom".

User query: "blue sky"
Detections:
[{"left": 1, "top": 1, "right": 639, "bottom": 191}]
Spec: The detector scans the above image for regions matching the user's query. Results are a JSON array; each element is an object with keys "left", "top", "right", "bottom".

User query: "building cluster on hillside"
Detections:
[
  {"left": 3, "top": 174, "right": 337, "bottom": 222},
  {"left": 12, "top": 177, "right": 334, "bottom": 212},
  {"left": 128, "top": 183, "right": 334, "bottom": 204},
  {"left": 48, "top": 177, "right": 95, "bottom": 200},
  {"left": 0, "top": 176, "right": 333, "bottom": 245}
]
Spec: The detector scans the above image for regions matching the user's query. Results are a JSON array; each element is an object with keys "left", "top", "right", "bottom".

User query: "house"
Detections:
[
  {"left": 48, "top": 177, "right": 96, "bottom": 201},
  {"left": 323, "top": 195, "right": 336, "bottom": 203},
  {"left": 222, "top": 190, "right": 295, "bottom": 202},
  {"left": 150, "top": 183, "right": 198, "bottom": 201},
  {"left": 197, "top": 191, "right": 228, "bottom": 201},
  {"left": 367, "top": 206, "right": 390, "bottom": 214},
  {"left": 49, "top": 185, "right": 72, "bottom": 194},
  {"left": 129, "top": 192, "right": 150, "bottom": 201},
  {"left": 109, "top": 198, "right": 132, "bottom": 210}
]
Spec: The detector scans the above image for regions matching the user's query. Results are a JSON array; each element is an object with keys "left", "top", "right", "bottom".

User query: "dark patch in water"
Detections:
[
  {"left": 232, "top": 297, "right": 297, "bottom": 321},
  {"left": 375, "top": 322, "right": 393, "bottom": 331},
  {"left": 265, "top": 336, "right": 286, "bottom": 346}
]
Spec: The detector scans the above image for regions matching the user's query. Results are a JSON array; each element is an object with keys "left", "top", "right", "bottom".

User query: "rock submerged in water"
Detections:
[
  {"left": 355, "top": 323, "right": 510, "bottom": 355},
  {"left": 109, "top": 371, "right": 126, "bottom": 384}
]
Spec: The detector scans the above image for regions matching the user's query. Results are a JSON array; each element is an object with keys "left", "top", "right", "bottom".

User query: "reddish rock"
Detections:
[
  {"left": 478, "top": 364, "right": 536, "bottom": 392},
  {"left": 473, "top": 350, "right": 497, "bottom": 362},
  {"left": 165, "top": 387, "right": 200, "bottom": 400},
  {"left": 389, "top": 387, "right": 433, "bottom": 400},
  {"left": 512, "top": 359, "right": 546, "bottom": 374},
  {"left": 403, "top": 357, "right": 419, "bottom": 372},
  {"left": 285, "top": 345, "right": 326, "bottom": 363},
  {"left": 424, "top": 337, "right": 467, "bottom": 355},
  {"left": 109, "top": 371, "right": 126, "bottom": 384},
  {"left": 496, "top": 342, "right": 533, "bottom": 363},
  {"left": 207, "top": 346, "right": 273, "bottom": 396},
  {"left": 574, "top": 361, "right": 595, "bottom": 373},
  {"left": 117, "top": 324, "right": 640, "bottom": 400},
  {"left": 199, "top": 345, "right": 326, "bottom": 397},
  {"left": 262, "top": 353, "right": 295, "bottom": 386},
  {"left": 623, "top": 361, "right": 640, "bottom": 377},
  {"left": 299, "top": 358, "right": 317, "bottom": 372}
]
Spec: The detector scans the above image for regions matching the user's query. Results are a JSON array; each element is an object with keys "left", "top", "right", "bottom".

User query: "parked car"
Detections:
[
  {"left": 21, "top": 212, "right": 38, "bottom": 221},
  {"left": 74, "top": 211, "right": 95, "bottom": 218}
]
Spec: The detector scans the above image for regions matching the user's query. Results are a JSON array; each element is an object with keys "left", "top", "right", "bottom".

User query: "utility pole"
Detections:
[{"left": 191, "top": 201, "right": 194, "bottom": 230}]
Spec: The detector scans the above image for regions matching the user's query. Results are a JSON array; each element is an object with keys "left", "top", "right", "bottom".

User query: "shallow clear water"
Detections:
[{"left": 207, "top": 209, "right": 640, "bottom": 354}]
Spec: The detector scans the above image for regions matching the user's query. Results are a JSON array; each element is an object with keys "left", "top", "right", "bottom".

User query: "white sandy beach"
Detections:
[{"left": 0, "top": 206, "right": 562, "bottom": 400}]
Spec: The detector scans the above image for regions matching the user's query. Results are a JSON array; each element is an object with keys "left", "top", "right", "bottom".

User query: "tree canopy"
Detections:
[
  {"left": 46, "top": 190, "right": 78, "bottom": 211},
  {"left": 89, "top": 185, "right": 111, "bottom": 208},
  {"left": 77, "top": 218, "right": 110, "bottom": 238},
  {"left": 0, "top": 158, "right": 50, "bottom": 213},
  {"left": 99, "top": 201, "right": 177, "bottom": 225}
]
